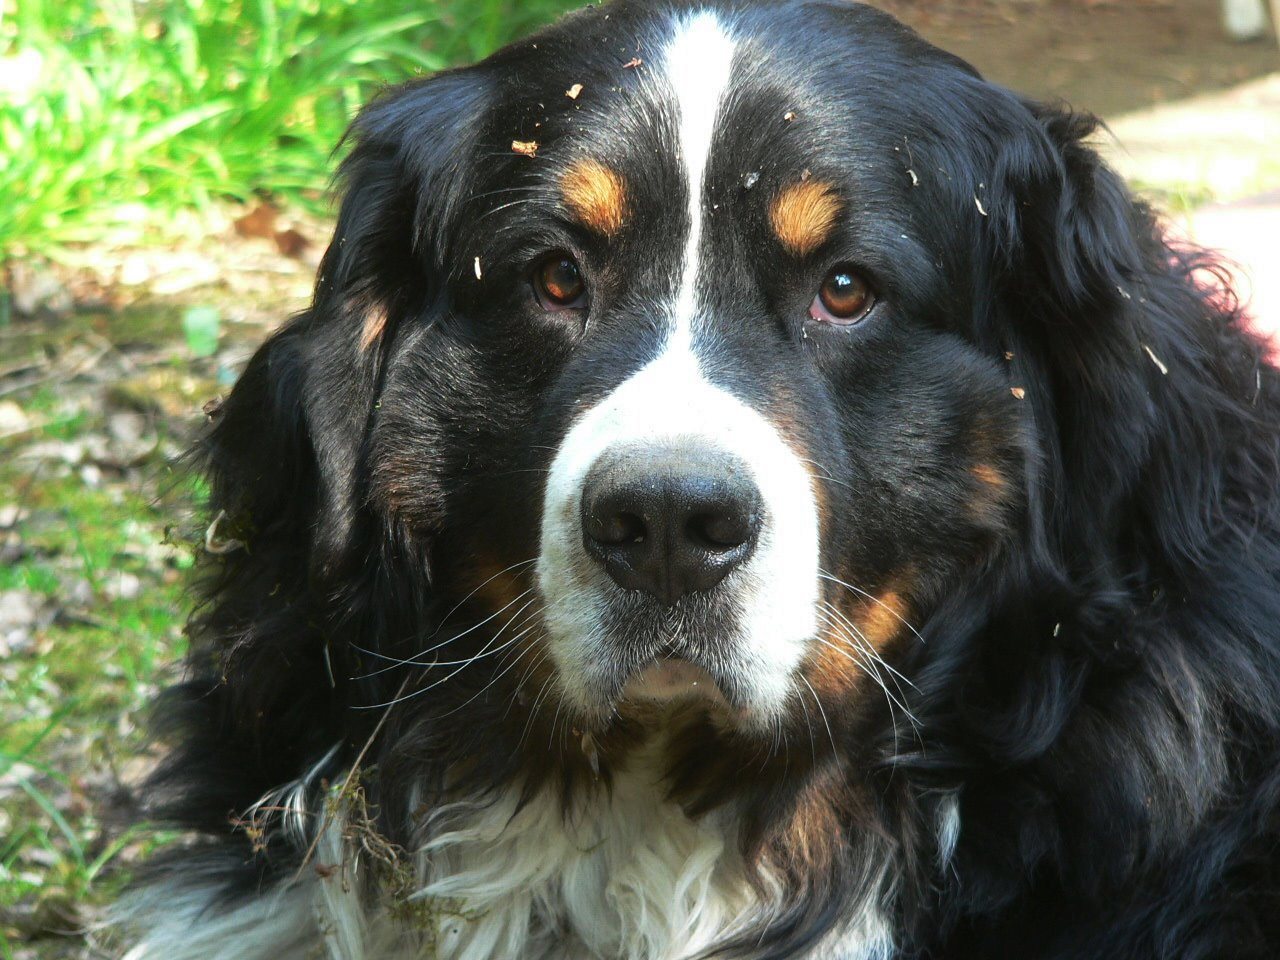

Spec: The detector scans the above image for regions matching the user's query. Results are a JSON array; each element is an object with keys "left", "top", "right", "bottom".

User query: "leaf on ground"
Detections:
[
  {"left": 233, "top": 203, "right": 279, "bottom": 240},
  {"left": 273, "top": 227, "right": 310, "bottom": 259},
  {"left": 181, "top": 306, "right": 221, "bottom": 358}
]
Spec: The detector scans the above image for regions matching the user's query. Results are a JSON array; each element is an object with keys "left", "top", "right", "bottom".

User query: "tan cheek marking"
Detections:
[
  {"left": 459, "top": 556, "right": 529, "bottom": 615},
  {"left": 810, "top": 576, "right": 912, "bottom": 697},
  {"left": 358, "top": 302, "right": 389, "bottom": 352},
  {"left": 769, "top": 180, "right": 842, "bottom": 256},
  {"left": 560, "top": 159, "right": 629, "bottom": 236},
  {"left": 969, "top": 455, "right": 1020, "bottom": 529},
  {"left": 857, "top": 587, "right": 908, "bottom": 650}
]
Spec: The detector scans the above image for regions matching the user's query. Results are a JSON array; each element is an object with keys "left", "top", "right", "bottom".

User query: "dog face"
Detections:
[{"left": 329, "top": 1, "right": 1033, "bottom": 742}]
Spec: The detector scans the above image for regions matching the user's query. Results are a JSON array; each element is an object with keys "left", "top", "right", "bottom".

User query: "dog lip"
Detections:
[{"left": 620, "top": 656, "right": 728, "bottom": 705}]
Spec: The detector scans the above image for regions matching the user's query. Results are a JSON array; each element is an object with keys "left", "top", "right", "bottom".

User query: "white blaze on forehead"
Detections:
[{"left": 663, "top": 11, "right": 736, "bottom": 347}]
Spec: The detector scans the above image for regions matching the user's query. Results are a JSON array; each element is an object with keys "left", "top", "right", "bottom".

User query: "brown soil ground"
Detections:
[{"left": 879, "top": 0, "right": 1279, "bottom": 116}]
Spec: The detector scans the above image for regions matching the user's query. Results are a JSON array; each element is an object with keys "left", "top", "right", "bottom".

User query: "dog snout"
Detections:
[{"left": 580, "top": 446, "right": 762, "bottom": 607}]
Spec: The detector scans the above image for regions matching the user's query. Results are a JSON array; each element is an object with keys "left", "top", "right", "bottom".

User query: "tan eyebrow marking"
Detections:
[
  {"left": 769, "top": 180, "right": 843, "bottom": 256},
  {"left": 560, "top": 159, "right": 629, "bottom": 237}
]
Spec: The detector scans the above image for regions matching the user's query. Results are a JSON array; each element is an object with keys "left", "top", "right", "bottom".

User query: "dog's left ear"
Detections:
[
  {"left": 981, "top": 96, "right": 1256, "bottom": 554},
  {"left": 976, "top": 98, "right": 1208, "bottom": 538},
  {"left": 985, "top": 102, "right": 1154, "bottom": 335}
]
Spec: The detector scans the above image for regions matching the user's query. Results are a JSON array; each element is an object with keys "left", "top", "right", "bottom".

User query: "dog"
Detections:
[{"left": 115, "top": 1, "right": 1280, "bottom": 957}]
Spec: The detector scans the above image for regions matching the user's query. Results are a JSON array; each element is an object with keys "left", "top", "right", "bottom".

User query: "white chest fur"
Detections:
[
  {"left": 121, "top": 758, "right": 897, "bottom": 960},
  {"left": 406, "top": 761, "right": 762, "bottom": 960}
]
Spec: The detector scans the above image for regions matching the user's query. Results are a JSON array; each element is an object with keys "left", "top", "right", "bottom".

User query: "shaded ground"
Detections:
[
  {"left": 885, "top": 0, "right": 1279, "bottom": 117},
  {"left": 1100, "top": 74, "right": 1280, "bottom": 339},
  {"left": 2, "top": 2, "right": 1278, "bottom": 958}
]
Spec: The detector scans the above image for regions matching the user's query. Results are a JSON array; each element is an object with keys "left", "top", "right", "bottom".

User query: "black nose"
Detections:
[{"left": 580, "top": 446, "right": 762, "bottom": 606}]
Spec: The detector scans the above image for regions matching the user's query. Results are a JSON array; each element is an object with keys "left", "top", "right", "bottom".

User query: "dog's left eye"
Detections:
[
  {"left": 533, "top": 254, "right": 587, "bottom": 310},
  {"left": 809, "top": 266, "right": 875, "bottom": 325}
]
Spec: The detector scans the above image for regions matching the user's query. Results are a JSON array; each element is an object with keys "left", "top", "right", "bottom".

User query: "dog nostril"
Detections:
[
  {"left": 686, "top": 511, "right": 754, "bottom": 550},
  {"left": 590, "top": 511, "right": 646, "bottom": 546}
]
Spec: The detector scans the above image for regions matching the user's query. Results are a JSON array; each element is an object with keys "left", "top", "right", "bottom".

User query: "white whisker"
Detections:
[
  {"left": 800, "top": 674, "right": 837, "bottom": 759},
  {"left": 351, "top": 588, "right": 535, "bottom": 678}
]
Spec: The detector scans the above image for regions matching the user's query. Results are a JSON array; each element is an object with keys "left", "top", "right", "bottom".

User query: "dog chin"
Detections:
[{"left": 620, "top": 657, "right": 730, "bottom": 707}]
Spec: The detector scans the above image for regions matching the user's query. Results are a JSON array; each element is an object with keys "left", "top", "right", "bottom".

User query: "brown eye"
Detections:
[
  {"left": 533, "top": 254, "right": 586, "bottom": 309},
  {"left": 809, "top": 267, "right": 874, "bottom": 325}
]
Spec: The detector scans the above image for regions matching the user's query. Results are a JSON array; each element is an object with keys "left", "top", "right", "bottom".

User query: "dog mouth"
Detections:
[{"left": 619, "top": 656, "right": 730, "bottom": 707}]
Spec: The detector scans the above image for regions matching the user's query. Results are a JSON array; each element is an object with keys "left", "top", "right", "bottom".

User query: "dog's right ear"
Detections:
[
  {"left": 205, "top": 66, "right": 491, "bottom": 585},
  {"left": 157, "top": 69, "right": 491, "bottom": 830}
]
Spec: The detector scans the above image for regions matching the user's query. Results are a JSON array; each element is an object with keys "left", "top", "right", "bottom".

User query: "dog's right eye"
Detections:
[{"left": 533, "top": 254, "right": 587, "bottom": 310}]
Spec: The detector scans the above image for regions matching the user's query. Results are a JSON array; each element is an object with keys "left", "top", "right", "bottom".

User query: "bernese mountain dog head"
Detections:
[{"left": 120, "top": 2, "right": 1280, "bottom": 959}]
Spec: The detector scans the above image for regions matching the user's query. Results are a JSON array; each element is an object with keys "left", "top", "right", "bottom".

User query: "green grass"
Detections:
[
  {"left": 0, "top": 0, "right": 578, "bottom": 259},
  {"left": 0, "top": 310, "right": 228, "bottom": 952},
  {"left": 0, "top": 398, "right": 198, "bottom": 940}
]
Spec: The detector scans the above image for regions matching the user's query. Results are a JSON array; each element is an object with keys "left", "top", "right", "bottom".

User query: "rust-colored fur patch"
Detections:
[
  {"left": 358, "top": 301, "right": 389, "bottom": 352},
  {"left": 968, "top": 457, "right": 1017, "bottom": 528},
  {"left": 810, "top": 573, "right": 913, "bottom": 697},
  {"left": 769, "top": 180, "right": 842, "bottom": 256},
  {"left": 560, "top": 159, "right": 629, "bottom": 236},
  {"left": 458, "top": 555, "right": 529, "bottom": 617},
  {"left": 857, "top": 586, "right": 908, "bottom": 650},
  {"left": 970, "top": 463, "right": 1007, "bottom": 491},
  {"left": 766, "top": 772, "right": 860, "bottom": 882}
]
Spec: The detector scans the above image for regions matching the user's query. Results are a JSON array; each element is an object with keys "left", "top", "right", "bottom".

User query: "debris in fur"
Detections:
[
  {"left": 511, "top": 140, "right": 539, "bottom": 157},
  {"left": 783, "top": 110, "right": 796, "bottom": 121},
  {"left": 622, "top": 56, "right": 642, "bottom": 68},
  {"left": 1004, "top": 351, "right": 1015, "bottom": 361},
  {"left": 204, "top": 508, "right": 246, "bottom": 554},
  {"left": 230, "top": 818, "right": 268, "bottom": 855},
  {"left": 1010, "top": 387, "right": 1026, "bottom": 400},
  {"left": 473, "top": 256, "right": 482, "bottom": 280},
  {"left": 321, "top": 775, "right": 484, "bottom": 943},
  {"left": 974, "top": 196, "right": 988, "bottom": 216},
  {"left": 581, "top": 729, "right": 601, "bottom": 777},
  {"left": 908, "top": 169, "right": 919, "bottom": 186},
  {"left": 742, "top": 170, "right": 760, "bottom": 190},
  {"left": 566, "top": 83, "right": 583, "bottom": 99},
  {"left": 1142, "top": 343, "right": 1169, "bottom": 375}
]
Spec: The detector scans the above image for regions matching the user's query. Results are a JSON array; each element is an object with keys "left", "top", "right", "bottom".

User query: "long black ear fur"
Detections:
[
  {"left": 142, "top": 67, "right": 489, "bottom": 858},
  {"left": 984, "top": 100, "right": 1279, "bottom": 575},
  {"left": 897, "top": 94, "right": 1280, "bottom": 955}
]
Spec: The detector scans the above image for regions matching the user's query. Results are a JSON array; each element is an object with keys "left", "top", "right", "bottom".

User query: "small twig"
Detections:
[
  {"left": 291, "top": 675, "right": 410, "bottom": 882},
  {"left": 0, "top": 358, "right": 49, "bottom": 381},
  {"left": 204, "top": 510, "right": 245, "bottom": 554},
  {"left": 0, "top": 344, "right": 111, "bottom": 399},
  {"left": 0, "top": 418, "right": 49, "bottom": 444}
]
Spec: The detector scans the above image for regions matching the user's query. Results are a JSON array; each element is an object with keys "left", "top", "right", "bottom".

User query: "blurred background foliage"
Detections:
[{"left": 0, "top": 0, "right": 577, "bottom": 259}]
